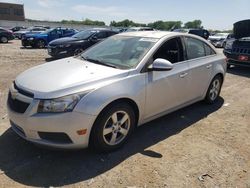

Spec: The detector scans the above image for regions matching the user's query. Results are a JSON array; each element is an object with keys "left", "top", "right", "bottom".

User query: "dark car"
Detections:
[
  {"left": 22, "top": 28, "right": 77, "bottom": 48},
  {"left": 10, "top": 26, "right": 26, "bottom": 32},
  {"left": 174, "top": 28, "right": 210, "bottom": 40},
  {"left": 48, "top": 28, "right": 117, "bottom": 58},
  {"left": 224, "top": 19, "right": 250, "bottom": 68},
  {"left": 0, "top": 27, "right": 15, "bottom": 43}
]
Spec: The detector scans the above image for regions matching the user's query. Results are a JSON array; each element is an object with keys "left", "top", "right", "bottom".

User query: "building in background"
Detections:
[{"left": 0, "top": 2, "right": 25, "bottom": 21}]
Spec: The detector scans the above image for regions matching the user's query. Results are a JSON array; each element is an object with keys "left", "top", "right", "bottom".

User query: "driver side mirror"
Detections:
[{"left": 148, "top": 58, "right": 173, "bottom": 71}]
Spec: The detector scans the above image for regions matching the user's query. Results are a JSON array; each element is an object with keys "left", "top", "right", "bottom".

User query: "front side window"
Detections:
[
  {"left": 185, "top": 37, "right": 206, "bottom": 59},
  {"left": 153, "top": 37, "right": 184, "bottom": 63},
  {"left": 81, "top": 36, "right": 157, "bottom": 69}
]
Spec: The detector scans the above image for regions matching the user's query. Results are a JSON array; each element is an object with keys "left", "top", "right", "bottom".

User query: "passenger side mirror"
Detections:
[{"left": 148, "top": 58, "right": 173, "bottom": 71}]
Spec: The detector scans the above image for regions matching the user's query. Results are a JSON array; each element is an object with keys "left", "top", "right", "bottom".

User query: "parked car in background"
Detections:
[
  {"left": 22, "top": 28, "right": 77, "bottom": 48},
  {"left": 208, "top": 33, "right": 230, "bottom": 48},
  {"left": 126, "top": 27, "right": 154, "bottom": 32},
  {"left": 224, "top": 19, "right": 250, "bottom": 68},
  {"left": 173, "top": 28, "right": 210, "bottom": 40},
  {"left": 14, "top": 27, "right": 47, "bottom": 39},
  {"left": 7, "top": 31, "right": 226, "bottom": 151},
  {"left": 0, "top": 27, "right": 14, "bottom": 43},
  {"left": 48, "top": 28, "right": 117, "bottom": 58},
  {"left": 10, "top": 26, "right": 26, "bottom": 32}
]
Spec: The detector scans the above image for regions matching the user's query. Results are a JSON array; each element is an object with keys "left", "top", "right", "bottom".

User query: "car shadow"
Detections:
[
  {"left": 0, "top": 98, "right": 224, "bottom": 187},
  {"left": 227, "top": 66, "right": 250, "bottom": 78}
]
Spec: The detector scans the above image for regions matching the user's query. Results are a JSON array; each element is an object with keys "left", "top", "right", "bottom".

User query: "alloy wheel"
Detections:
[
  {"left": 209, "top": 79, "right": 221, "bottom": 101},
  {"left": 102, "top": 111, "right": 130, "bottom": 146}
]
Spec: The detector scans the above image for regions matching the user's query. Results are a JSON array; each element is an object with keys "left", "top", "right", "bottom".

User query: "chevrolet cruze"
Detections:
[{"left": 7, "top": 31, "right": 226, "bottom": 151}]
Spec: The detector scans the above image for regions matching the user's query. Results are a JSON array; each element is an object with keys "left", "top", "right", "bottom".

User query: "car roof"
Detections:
[{"left": 118, "top": 31, "right": 184, "bottom": 39}]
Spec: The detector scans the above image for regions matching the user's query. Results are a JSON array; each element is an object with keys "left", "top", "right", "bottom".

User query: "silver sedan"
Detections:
[{"left": 7, "top": 31, "right": 227, "bottom": 151}]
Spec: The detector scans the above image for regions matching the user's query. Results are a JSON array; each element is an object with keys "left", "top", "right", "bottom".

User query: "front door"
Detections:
[{"left": 145, "top": 37, "right": 191, "bottom": 119}]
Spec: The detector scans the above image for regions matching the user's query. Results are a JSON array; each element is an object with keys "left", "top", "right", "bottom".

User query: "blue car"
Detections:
[{"left": 22, "top": 28, "right": 77, "bottom": 48}]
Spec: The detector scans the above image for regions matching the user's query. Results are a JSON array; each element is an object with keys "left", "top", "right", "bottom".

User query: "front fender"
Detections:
[{"left": 74, "top": 73, "right": 146, "bottom": 121}]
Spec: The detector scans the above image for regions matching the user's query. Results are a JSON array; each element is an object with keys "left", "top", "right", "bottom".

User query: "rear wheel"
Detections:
[
  {"left": 36, "top": 40, "right": 45, "bottom": 48},
  {"left": 205, "top": 75, "right": 223, "bottom": 104},
  {"left": 90, "top": 103, "right": 136, "bottom": 152},
  {"left": 0, "top": 36, "right": 8, "bottom": 43}
]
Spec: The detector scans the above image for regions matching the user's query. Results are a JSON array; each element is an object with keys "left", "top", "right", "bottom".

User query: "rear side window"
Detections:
[
  {"left": 204, "top": 43, "right": 216, "bottom": 56},
  {"left": 63, "top": 29, "right": 74, "bottom": 35},
  {"left": 185, "top": 37, "right": 206, "bottom": 59}
]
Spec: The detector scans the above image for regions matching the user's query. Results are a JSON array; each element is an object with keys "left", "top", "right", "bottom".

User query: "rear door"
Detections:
[{"left": 184, "top": 37, "right": 216, "bottom": 99}]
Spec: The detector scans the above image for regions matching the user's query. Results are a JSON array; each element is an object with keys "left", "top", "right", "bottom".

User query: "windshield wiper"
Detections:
[{"left": 81, "top": 56, "right": 118, "bottom": 69}]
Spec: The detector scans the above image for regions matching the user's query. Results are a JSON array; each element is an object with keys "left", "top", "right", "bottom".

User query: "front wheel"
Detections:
[
  {"left": 90, "top": 103, "right": 136, "bottom": 152},
  {"left": 36, "top": 40, "right": 45, "bottom": 48},
  {"left": 0, "top": 36, "right": 8, "bottom": 43},
  {"left": 205, "top": 75, "right": 223, "bottom": 104}
]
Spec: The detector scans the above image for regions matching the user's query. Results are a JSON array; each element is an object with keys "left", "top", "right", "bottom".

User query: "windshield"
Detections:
[
  {"left": 80, "top": 35, "right": 158, "bottom": 69},
  {"left": 72, "top": 30, "right": 96, "bottom": 39}
]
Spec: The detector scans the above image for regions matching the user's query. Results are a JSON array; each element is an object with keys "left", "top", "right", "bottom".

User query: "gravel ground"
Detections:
[{"left": 0, "top": 40, "right": 249, "bottom": 188}]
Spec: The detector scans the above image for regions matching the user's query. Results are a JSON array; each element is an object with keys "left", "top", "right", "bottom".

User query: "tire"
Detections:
[
  {"left": 222, "top": 42, "right": 226, "bottom": 48},
  {"left": 204, "top": 75, "right": 223, "bottom": 104},
  {"left": 36, "top": 40, "right": 45, "bottom": 48},
  {"left": 0, "top": 36, "right": 8, "bottom": 43},
  {"left": 74, "top": 48, "right": 83, "bottom": 56},
  {"left": 90, "top": 103, "right": 136, "bottom": 152}
]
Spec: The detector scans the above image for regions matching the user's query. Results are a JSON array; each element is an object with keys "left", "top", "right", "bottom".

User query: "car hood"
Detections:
[
  {"left": 234, "top": 19, "right": 250, "bottom": 39},
  {"left": 15, "top": 57, "right": 129, "bottom": 99},
  {"left": 49, "top": 37, "right": 82, "bottom": 45}
]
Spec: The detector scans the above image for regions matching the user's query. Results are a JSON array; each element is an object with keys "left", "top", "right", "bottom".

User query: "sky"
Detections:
[{"left": 1, "top": 0, "right": 250, "bottom": 30}]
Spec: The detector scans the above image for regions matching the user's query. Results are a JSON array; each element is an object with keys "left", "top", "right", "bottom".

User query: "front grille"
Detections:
[
  {"left": 11, "top": 121, "right": 26, "bottom": 137},
  {"left": 8, "top": 92, "right": 30, "bottom": 113},
  {"left": 38, "top": 132, "right": 73, "bottom": 144},
  {"left": 232, "top": 47, "right": 250, "bottom": 55}
]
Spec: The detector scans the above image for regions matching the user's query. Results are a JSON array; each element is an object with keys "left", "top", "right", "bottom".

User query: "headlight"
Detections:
[
  {"left": 225, "top": 40, "right": 234, "bottom": 50},
  {"left": 37, "top": 92, "right": 89, "bottom": 113},
  {"left": 27, "top": 37, "right": 34, "bottom": 40}
]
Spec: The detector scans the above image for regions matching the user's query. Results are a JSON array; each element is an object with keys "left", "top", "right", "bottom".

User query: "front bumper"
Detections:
[
  {"left": 7, "top": 87, "right": 97, "bottom": 149},
  {"left": 22, "top": 38, "right": 35, "bottom": 47},
  {"left": 209, "top": 40, "right": 224, "bottom": 48},
  {"left": 48, "top": 45, "right": 73, "bottom": 57}
]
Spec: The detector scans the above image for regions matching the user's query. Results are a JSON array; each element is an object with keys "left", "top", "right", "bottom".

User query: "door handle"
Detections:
[
  {"left": 180, "top": 72, "right": 188, "bottom": 78},
  {"left": 206, "top": 64, "right": 212, "bottom": 69}
]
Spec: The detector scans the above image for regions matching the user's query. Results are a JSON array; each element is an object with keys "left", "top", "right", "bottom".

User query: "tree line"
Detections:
[
  {"left": 60, "top": 18, "right": 203, "bottom": 30},
  {"left": 110, "top": 19, "right": 203, "bottom": 30}
]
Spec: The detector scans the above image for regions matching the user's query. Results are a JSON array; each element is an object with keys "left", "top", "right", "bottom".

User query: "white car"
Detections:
[
  {"left": 208, "top": 33, "right": 230, "bottom": 48},
  {"left": 7, "top": 31, "right": 227, "bottom": 151}
]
